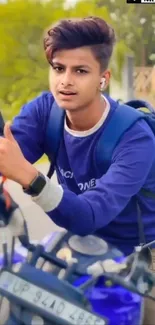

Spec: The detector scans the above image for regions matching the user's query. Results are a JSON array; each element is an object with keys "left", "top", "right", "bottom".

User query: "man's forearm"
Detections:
[
  {"left": 17, "top": 162, "right": 38, "bottom": 188},
  {"left": 32, "top": 177, "right": 95, "bottom": 235},
  {"left": 32, "top": 176, "right": 64, "bottom": 211}
]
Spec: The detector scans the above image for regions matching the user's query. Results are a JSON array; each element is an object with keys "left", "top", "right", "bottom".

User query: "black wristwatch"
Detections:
[{"left": 23, "top": 172, "right": 46, "bottom": 196}]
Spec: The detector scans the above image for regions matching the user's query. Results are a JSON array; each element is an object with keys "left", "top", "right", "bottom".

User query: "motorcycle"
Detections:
[{"left": 0, "top": 178, "right": 154, "bottom": 325}]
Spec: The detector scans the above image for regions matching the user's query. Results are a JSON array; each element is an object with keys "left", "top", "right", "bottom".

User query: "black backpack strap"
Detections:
[
  {"left": 136, "top": 201, "right": 146, "bottom": 246},
  {"left": 136, "top": 189, "right": 155, "bottom": 247},
  {"left": 47, "top": 161, "right": 55, "bottom": 179}
]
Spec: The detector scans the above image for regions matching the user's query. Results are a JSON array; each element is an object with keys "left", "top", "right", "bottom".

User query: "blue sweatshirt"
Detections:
[{"left": 11, "top": 91, "right": 155, "bottom": 255}]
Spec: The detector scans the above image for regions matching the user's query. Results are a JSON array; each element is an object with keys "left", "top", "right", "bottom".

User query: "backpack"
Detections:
[
  {"left": 45, "top": 98, "right": 155, "bottom": 179},
  {"left": 45, "top": 97, "right": 155, "bottom": 245}
]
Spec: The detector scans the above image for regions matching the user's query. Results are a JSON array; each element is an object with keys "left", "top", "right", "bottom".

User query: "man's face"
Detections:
[{"left": 49, "top": 47, "right": 108, "bottom": 112}]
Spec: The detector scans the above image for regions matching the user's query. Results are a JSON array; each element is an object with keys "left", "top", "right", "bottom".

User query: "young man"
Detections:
[
  {"left": 1, "top": 16, "right": 155, "bottom": 253},
  {"left": 0, "top": 15, "right": 155, "bottom": 323}
]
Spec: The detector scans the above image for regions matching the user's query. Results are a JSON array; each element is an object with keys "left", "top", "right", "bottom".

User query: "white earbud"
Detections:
[{"left": 101, "top": 77, "right": 106, "bottom": 88}]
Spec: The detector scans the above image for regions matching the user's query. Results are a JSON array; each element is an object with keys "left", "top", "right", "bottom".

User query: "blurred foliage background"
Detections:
[{"left": 0, "top": 0, "right": 155, "bottom": 119}]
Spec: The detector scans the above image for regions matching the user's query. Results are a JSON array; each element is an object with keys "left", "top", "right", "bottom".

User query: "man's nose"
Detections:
[{"left": 61, "top": 70, "right": 74, "bottom": 86}]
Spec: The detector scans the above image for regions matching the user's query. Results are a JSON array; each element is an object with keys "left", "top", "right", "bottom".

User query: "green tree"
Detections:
[
  {"left": 0, "top": 0, "right": 66, "bottom": 119},
  {"left": 95, "top": 0, "right": 155, "bottom": 67}
]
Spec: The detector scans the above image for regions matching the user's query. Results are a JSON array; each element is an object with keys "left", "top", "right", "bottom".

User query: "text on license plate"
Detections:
[{"left": 0, "top": 271, "right": 107, "bottom": 325}]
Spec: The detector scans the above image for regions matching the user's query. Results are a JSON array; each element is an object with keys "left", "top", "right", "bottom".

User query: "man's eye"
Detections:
[
  {"left": 76, "top": 69, "right": 88, "bottom": 74},
  {"left": 53, "top": 66, "right": 63, "bottom": 72}
]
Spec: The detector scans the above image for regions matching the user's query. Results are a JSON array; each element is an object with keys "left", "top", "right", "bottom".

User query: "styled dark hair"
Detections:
[{"left": 43, "top": 16, "right": 116, "bottom": 70}]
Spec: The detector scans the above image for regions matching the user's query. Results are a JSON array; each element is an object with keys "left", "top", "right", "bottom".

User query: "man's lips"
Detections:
[{"left": 59, "top": 91, "right": 77, "bottom": 95}]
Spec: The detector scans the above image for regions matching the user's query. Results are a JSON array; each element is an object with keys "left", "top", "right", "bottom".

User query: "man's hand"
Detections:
[{"left": 0, "top": 121, "right": 38, "bottom": 187}]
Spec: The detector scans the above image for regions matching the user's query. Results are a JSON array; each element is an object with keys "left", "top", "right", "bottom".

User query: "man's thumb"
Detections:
[{"left": 4, "top": 121, "right": 16, "bottom": 143}]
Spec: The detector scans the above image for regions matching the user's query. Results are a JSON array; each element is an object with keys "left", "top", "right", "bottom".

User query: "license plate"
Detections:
[{"left": 0, "top": 271, "right": 107, "bottom": 325}]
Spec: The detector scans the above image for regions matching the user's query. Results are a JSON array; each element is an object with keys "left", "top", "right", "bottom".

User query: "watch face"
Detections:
[
  {"left": 31, "top": 173, "right": 46, "bottom": 195},
  {"left": 31, "top": 175, "right": 46, "bottom": 193},
  {"left": 25, "top": 173, "right": 46, "bottom": 196}
]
